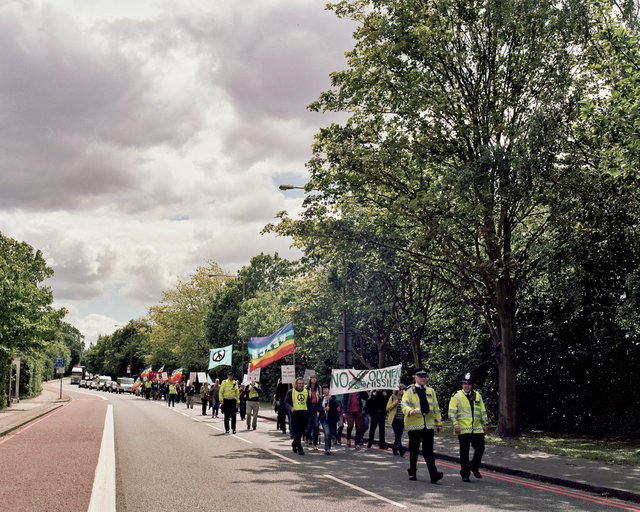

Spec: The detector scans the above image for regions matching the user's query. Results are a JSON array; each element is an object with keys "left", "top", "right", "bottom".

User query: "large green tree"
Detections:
[
  {"left": 304, "top": 0, "right": 594, "bottom": 436},
  {"left": 0, "top": 232, "right": 65, "bottom": 406}
]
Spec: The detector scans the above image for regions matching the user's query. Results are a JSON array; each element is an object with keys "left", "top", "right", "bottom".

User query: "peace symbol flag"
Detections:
[{"left": 209, "top": 344, "right": 233, "bottom": 369}]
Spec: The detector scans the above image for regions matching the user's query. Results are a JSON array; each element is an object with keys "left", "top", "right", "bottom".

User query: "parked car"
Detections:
[
  {"left": 89, "top": 379, "right": 96, "bottom": 389},
  {"left": 109, "top": 381, "right": 121, "bottom": 393}
]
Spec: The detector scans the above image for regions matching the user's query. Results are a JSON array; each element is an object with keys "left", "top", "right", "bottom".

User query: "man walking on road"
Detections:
[
  {"left": 285, "top": 377, "right": 310, "bottom": 455},
  {"left": 402, "top": 368, "right": 444, "bottom": 483},
  {"left": 219, "top": 370, "right": 239, "bottom": 434},
  {"left": 246, "top": 380, "right": 260, "bottom": 430},
  {"left": 448, "top": 372, "right": 489, "bottom": 482}
]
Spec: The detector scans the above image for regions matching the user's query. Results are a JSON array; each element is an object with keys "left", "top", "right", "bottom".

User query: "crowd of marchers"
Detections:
[{"left": 137, "top": 368, "right": 488, "bottom": 483}]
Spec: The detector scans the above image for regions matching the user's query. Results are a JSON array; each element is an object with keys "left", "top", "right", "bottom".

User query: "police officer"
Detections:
[
  {"left": 219, "top": 370, "right": 239, "bottom": 434},
  {"left": 285, "top": 377, "right": 310, "bottom": 455},
  {"left": 401, "top": 368, "right": 444, "bottom": 483},
  {"left": 448, "top": 372, "right": 488, "bottom": 482}
]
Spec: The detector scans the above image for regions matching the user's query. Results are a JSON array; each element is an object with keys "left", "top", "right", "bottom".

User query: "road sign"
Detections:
[
  {"left": 56, "top": 367, "right": 64, "bottom": 374},
  {"left": 55, "top": 357, "right": 65, "bottom": 368}
]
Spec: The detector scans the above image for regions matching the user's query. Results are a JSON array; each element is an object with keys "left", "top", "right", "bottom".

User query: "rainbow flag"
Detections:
[
  {"left": 141, "top": 365, "right": 152, "bottom": 379},
  {"left": 248, "top": 321, "right": 295, "bottom": 372},
  {"left": 158, "top": 365, "right": 165, "bottom": 373},
  {"left": 131, "top": 378, "right": 142, "bottom": 393},
  {"left": 170, "top": 367, "right": 184, "bottom": 382}
]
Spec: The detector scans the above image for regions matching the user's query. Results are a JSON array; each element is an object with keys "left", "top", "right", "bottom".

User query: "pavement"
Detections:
[{"left": 2, "top": 388, "right": 639, "bottom": 505}]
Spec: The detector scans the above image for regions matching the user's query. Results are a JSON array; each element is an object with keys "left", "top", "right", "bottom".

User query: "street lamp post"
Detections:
[{"left": 278, "top": 184, "right": 305, "bottom": 191}]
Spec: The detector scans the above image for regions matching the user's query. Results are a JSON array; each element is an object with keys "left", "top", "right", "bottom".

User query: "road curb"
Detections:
[
  {"left": 0, "top": 396, "right": 70, "bottom": 438},
  {"left": 433, "top": 451, "right": 640, "bottom": 504}
]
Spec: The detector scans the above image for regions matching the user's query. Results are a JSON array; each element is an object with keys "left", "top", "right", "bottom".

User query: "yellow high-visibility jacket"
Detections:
[
  {"left": 448, "top": 390, "right": 488, "bottom": 434},
  {"left": 219, "top": 379, "right": 239, "bottom": 401},
  {"left": 401, "top": 385, "right": 442, "bottom": 431}
]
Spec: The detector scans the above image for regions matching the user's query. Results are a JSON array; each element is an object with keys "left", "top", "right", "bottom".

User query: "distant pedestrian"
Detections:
[
  {"left": 386, "top": 385, "right": 406, "bottom": 456},
  {"left": 211, "top": 379, "right": 220, "bottom": 417},
  {"left": 319, "top": 384, "right": 339, "bottom": 455},
  {"left": 274, "top": 380, "right": 291, "bottom": 434},
  {"left": 285, "top": 377, "right": 310, "bottom": 455},
  {"left": 238, "top": 385, "right": 247, "bottom": 421},
  {"left": 448, "top": 372, "right": 488, "bottom": 482},
  {"left": 367, "top": 389, "right": 388, "bottom": 449},
  {"left": 219, "top": 370, "right": 239, "bottom": 434},
  {"left": 200, "top": 382, "right": 210, "bottom": 416},
  {"left": 186, "top": 383, "right": 195, "bottom": 409},
  {"left": 305, "top": 374, "right": 322, "bottom": 450},
  {"left": 245, "top": 380, "right": 260, "bottom": 430},
  {"left": 402, "top": 368, "right": 443, "bottom": 483},
  {"left": 341, "top": 391, "right": 367, "bottom": 450},
  {"left": 144, "top": 379, "right": 152, "bottom": 400},
  {"left": 168, "top": 382, "right": 178, "bottom": 407}
]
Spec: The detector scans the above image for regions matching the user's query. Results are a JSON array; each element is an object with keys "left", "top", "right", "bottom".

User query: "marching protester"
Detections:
[
  {"left": 386, "top": 385, "right": 406, "bottom": 456},
  {"left": 305, "top": 374, "right": 323, "bottom": 450},
  {"left": 219, "top": 370, "right": 239, "bottom": 434},
  {"left": 402, "top": 368, "right": 444, "bottom": 483},
  {"left": 168, "top": 381, "right": 178, "bottom": 407},
  {"left": 274, "top": 380, "right": 291, "bottom": 435},
  {"left": 367, "top": 389, "right": 388, "bottom": 449},
  {"left": 200, "top": 382, "right": 210, "bottom": 416},
  {"left": 211, "top": 378, "right": 220, "bottom": 418},
  {"left": 341, "top": 390, "right": 368, "bottom": 450},
  {"left": 144, "top": 379, "right": 152, "bottom": 400},
  {"left": 448, "top": 372, "right": 489, "bottom": 482},
  {"left": 186, "top": 382, "right": 195, "bottom": 409},
  {"left": 285, "top": 377, "right": 310, "bottom": 455},
  {"left": 246, "top": 380, "right": 260, "bottom": 430},
  {"left": 238, "top": 384, "right": 247, "bottom": 421},
  {"left": 319, "top": 383, "right": 339, "bottom": 455}
]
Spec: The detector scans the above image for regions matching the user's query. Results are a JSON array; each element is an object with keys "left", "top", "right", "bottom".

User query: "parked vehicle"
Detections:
[
  {"left": 109, "top": 381, "right": 121, "bottom": 393},
  {"left": 97, "top": 375, "right": 112, "bottom": 391},
  {"left": 70, "top": 366, "right": 87, "bottom": 385},
  {"left": 117, "top": 377, "right": 135, "bottom": 394}
]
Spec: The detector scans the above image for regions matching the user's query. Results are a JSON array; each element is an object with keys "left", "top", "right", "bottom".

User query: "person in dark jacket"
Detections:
[
  {"left": 367, "top": 389, "right": 389, "bottom": 449},
  {"left": 285, "top": 378, "right": 311, "bottom": 455},
  {"left": 274, "top": 380, "right": 291, "bottom": 434},
  {"left": 319, "top": 384, "right": 339, "bottom": 455},
  {"left": 341, "top": 391, "right": 368, "bottom": 450}
]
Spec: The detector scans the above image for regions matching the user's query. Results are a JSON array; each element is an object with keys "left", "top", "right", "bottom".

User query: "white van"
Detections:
[{"left": 97, "top": 375, "right": 112, "bottom": 391}]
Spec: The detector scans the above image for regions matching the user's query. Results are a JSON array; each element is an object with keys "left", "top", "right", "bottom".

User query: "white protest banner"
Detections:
[
  {"left": 281, "top": 365, "right": 295, "bottom": 384},
  {"left": 242, "top": 367, "right": 261, "bottom": 385},
  {"left": 303, "top": 368, "right": 316, "bottom": 386},
  {"left": 330, "top": 364, "right": 402, "bottom": 395}
]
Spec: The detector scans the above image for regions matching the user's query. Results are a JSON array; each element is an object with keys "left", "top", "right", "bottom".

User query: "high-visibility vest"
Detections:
[
  {"left": 219, "top": 379, "right": 239, "bottom": 401},
  {"left": 401, "top": 385, "right": 442, "bottom": 431},
  {"left": 448, "top": 390, "right": 488, "bottom": 434},
  {"left": 145, "top": 381, "right": 152, "bottom": 389},
  {"left": 169, "top": 384, "right": 177, "bottom": 395},
  {"left": 292, "top": 388, "right": 309, "bottom": 411},
  {"left": 248, "top": 385, "right": 260, "bottom": 400}
]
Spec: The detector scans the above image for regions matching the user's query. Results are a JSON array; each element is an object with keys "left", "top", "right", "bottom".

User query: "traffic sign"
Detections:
[{"left": 55, "top": 357, "right": 65, "bottom": 368}]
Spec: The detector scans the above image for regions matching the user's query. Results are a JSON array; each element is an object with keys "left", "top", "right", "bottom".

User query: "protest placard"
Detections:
[
  {"left": 281, "top": 365, "right": 295, "bottom": 384},
  {"left": 330, "top": 364, "right": 402, "bottom": 395}
]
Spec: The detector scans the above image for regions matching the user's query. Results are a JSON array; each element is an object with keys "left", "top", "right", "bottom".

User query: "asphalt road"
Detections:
[{"left": 2, "top": 382, "right": 638, "bottom": 512}]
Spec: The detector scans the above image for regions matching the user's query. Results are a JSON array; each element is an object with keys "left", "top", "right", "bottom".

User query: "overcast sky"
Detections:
[{"left": 0, "top": 0, "right": 355, "bottom": 344}]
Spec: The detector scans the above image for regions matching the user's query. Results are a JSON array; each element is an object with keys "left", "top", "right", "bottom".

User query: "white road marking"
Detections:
[
  {"left": 263, "top": 448, "right": 301, "bottom": 465},
  {"left": 88, "top": 404, "right": 116, "bottom": 512},
  {"left": 322, "top": 474, "right": 407, "bottom": 509}
]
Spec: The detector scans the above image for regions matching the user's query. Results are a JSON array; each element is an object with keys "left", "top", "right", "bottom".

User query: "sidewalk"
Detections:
[
  {"left": 0, "top": 385, "right": 69, "bottom": 437},
  {"left": 2, "top": 391, "right": 638, "bottom": 505}
]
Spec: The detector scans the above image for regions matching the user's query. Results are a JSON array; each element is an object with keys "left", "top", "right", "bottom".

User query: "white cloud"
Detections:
[{"left": 0, "top": 0, "right": 354, "bottom": 343}]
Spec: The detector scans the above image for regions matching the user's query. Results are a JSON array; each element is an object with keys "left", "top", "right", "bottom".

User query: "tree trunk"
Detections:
[{"left": 495, "top": 279, "right": 519, "bottom": 437}]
